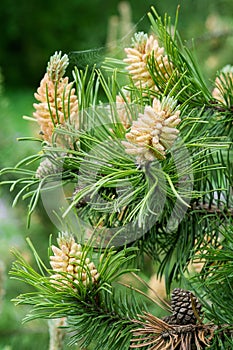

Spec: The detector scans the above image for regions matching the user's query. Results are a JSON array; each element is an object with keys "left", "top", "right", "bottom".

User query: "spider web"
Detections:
[{"left": 68, "top": 13, "right": 147, "bottom": 69}]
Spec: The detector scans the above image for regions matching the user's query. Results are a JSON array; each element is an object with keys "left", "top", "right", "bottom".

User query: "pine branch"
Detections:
[
  {"left": 10, "top": 240, "right": 143, "bottom": 349},
  {"left": 1, "top": 6, "right": 233, "bottom": 350}
]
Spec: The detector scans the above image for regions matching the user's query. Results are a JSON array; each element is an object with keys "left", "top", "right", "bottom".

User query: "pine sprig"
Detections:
[
  {"left": 73, "top": 65, "right": 100, "bottom": 110},
  {"left": 147, "top": 6, "right": 212, "bottom": 107},
  {"left": 67, "top": 289, "right": 143, "bottom": 349},
  {"left": 10, "top": 240, "right": 146, "bottom": 350}
]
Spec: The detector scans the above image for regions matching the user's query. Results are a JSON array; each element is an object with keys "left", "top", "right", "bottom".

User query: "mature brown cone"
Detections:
[{"left": 169, "top": 288, "right": 202, "bottom": 325}]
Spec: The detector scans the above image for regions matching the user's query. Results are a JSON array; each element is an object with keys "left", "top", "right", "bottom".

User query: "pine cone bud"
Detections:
[
  {"left": 33, "top": 72, "right": 79, "bottom": 143},
  {"left": 50, "top": 236, "right": 99, "bottom": 290},
  {"left": 170, "top": 288, "right": 202, "bottom": 325},
  {"left": 122, "top": 96, "right": 181, "bottom": 163},
  {"left": 212, "top": 65, "right": 233, "bottom": 105},
  {"left": 28, "top": 51, "right": 78, "bottom": 144},
  {"left": 124, "top": 32, "right": 173, "bottom": 90},
  {"left": 47, "top": 51, "right": 69, "bottom": 83}
]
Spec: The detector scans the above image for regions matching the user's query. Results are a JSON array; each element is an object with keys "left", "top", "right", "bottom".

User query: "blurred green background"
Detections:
[{"left": 0, "top": 0, "right": 233, "bottom": 349}]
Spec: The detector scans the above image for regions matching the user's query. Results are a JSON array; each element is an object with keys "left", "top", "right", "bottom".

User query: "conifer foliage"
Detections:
[{"left": 1, "top": 6, "right": 233, "bottom": 349}]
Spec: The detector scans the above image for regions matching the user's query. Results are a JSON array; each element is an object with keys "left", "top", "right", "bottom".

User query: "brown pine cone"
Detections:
[{"left": 170, "top": 288, "right": 202, "bottom": 325}]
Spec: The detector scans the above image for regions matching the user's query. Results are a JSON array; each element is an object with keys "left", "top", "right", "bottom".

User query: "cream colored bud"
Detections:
[
  {"left": 88, "top": 262, "right": 95, "bottom": 270},
  {"left": 122, "top": 96, "right": 180, "bottom": 163},
  {"left": 90, "top": 269, "right": 98, "bottom": 276},
  {"left": 61, "top": 245, "right": 70, "bottom": 255},
  {"left": 67, "top": 265, "right": 74, "bottom": 273},
  {"left": 50, "top": 237, "right": 99, "bottom": 290},
  {"left": 51, "top": 246, "right": 63, "bottom": 256},
  {"left": 50, "top": 254, "right": 68, "bottom": 262},
  {"left": 50, "top": 261, "right": 68, "bottom": 270}
]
